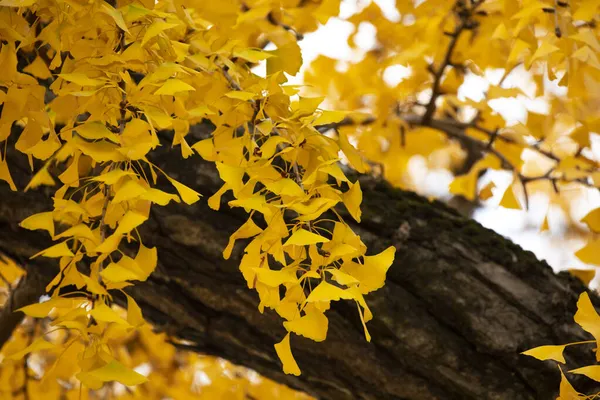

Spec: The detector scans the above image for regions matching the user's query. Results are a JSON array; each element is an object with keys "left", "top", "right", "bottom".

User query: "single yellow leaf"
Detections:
[
  {"left": 91, "top": 169, "right": 135, "bottom": 185},
  {"left": 18, "top": 297, "right": 73, "bottom": 318},
  {"left": 77, "top": 360, "right": 147, "bottom": 387},
  {"left": 574, "top": 292, "right": 600, "bottom": 350},
  {"left": 54, "top": 224, "right": 97, "bottom": 244},
  {"left": 115, "top": 211, "right": 147, "bottom": 235},
  {"left": 576, "top": 239, "right": 600, "bottom": 266},
  {"left": 223, "top": 218, "right": 262, "bottom": 259},
  {"left": 582, "top": 208, "right": 600, "bottom": 233},
  {"left": 522, "top": 344, "right": 567, "bottom": 363},
  {"left": 112, "top": 179, "right": 147, "bottom": 203},
  {"left": 140, "top": 188, "right": 180, "bottom": 206},
  {"left": 224, "top": 91, "right": 256, "bottom": 101},
  {"left": 479, "top": 181, "right": 495, "bottom": 201},
  {"left": 557, "top": 367, "right": 581, "bottom": 400},
  {"left": 0, "top": 157, "right": 17, "bottom": 191},
  {"left": 167, "top": 176, "right": 201, "bottom": 204},
  {"left": 343, "top": 180, "right": 362, "bottom": 222},
  {"left": 134, "top": 243, "right": 157, "bottom": 279},
  {"left": 141, "top": 21, "right": 178, "bottom": 46},
  {"left": 338, "top": 129, "right": 367, "bottom": 173},
  {"left": 267, "top": 41, "right": 303, "bottom": 77},
  {"left": 283, "top": 308, "right": 328, "bottom": 342},
  {"left": 76, "top": 122, "right": 120, "bottom": 143},
  {"left": 23, "top": 56, "right": 52, "bottom": 79},
  {"left": 101, "top": 3, "right": 130, "bottom": 33},
  {"left": 100, "top": 259, "right": 146, "bottom": 282},
  {"left": 233, "top": 48, "right": 273, "bottom": 63},
  {"left": 274, "top": 333, "right": 301, "bottom": 376},
  {"left": 32, "top": 241, "right": 74, "bottom": 259},
  {"left": 58, "top": 73, "right": 105, "bottom": 87},
  {"left": 306, "top": 281, "right": 355, "bottom": 303},
  {"left": 90, "top": 303, "right": 129, "bottom": 325},
  {"left": 569, "top": 269, "right": 596, "bottom": 286},
  {"left": 284, "top": 229, "right": 330, "bottom": 246},
  {"left": 499, "top": 184, "right": 521, "bottom": 210},
  {"left": 570, "top": 365, "right": 600, "bottom": 382},
  {"left": 5, "top": 337, "right": 55, "bottom": 360},
  {"left": 20, "top": 212, "right": 55, "bottom": 236},
  {"left": 154, "top": 79, "right": 195, "bottom": 96},
  {"left": 125, "top": 294, "right": 144, "bottom": 327},
  {"left": 540, "top": 213, "right": 549, "bottom": 232}
]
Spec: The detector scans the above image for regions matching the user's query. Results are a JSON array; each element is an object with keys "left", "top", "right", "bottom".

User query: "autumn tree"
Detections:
[{"left": 3, "top": 0, "right": 600, "bottom": 398}]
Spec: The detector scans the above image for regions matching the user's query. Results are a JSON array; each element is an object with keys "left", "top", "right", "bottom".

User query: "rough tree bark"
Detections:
[{"left": 0, "top": 125, "right": 598, "bottom": 400}]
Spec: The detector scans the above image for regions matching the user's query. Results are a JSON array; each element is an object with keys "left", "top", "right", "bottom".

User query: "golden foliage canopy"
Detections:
[{"left": 1, "top": 0, "right": 600, "bottom": 398}]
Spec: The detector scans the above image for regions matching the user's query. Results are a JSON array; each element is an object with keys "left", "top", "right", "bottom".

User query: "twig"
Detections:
[{"left": 422, "top": 0, "right": 483, "bottom": 123}]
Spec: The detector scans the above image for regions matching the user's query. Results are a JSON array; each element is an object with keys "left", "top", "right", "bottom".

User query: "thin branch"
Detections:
[{"left": 422, "top": 0, "right": 483, "bottom": 123}]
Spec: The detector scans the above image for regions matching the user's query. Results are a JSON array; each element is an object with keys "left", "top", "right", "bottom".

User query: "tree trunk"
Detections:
[{"left": 0, "top": 126, "right": 597, "bottom": 400}]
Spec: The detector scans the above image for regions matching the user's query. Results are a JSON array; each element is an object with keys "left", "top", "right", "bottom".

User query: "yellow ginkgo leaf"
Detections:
[
  {"left": 0, "top": 157, "right": 17, "bottom": 191},
  {"left": 479, "top": 181, "right": 495, "bottom": 201},
  {"left": 112, "top": 179, "right": 147, "bottom": 203},
  {"left": 340, "top": 246, "right": 395, "bottom": 294},
  {"left": 22, "top": 56, "right": 52, "bottom": 79},
  {"left": 224, "top": 91, "right": 256, "bottom": 101},
  {"left": 76, "top": 122, "right": 120, "bottom": 143},
  {"left": 101, "top": 3, "right": 130, "bottom": 33},
  {"left": 499, "top": 184, "right": 521, "bottom": 210},
  {"left": 140, "top": 188, "right": 180, "bottom": 206},
  {"left": 570, "top": 365, "right": 600, "bottom": 382},
  {"left": 338, "top": 129, "right": 367, "bottom": 173},
  {"left": 232, "top": 48, "right": 273, "bottom": 63},
  {"left": 264, "top": 178, "right": 305, "bottom": 198},
  {"left": 54, "top": 224, "right": 97, "bottom": 244},
  {"left": 0, "top": 0, "right": 37, "bottom": 7},
  {"left": 283, "top": 228, "right": 329, "bottom": 246},
  {"left": 135, "top": 244, "right": 158, "bottom": 279},
  {"left": 20, "top": 212, "right": 55, "bottom": 236},
  {"left": 100, "top": 260, "right": 146, "bottom": 282},
  {"left": 540, "top": 213, "right": 550, "bottom": 232},
  {"left": 18, "top": 297, "right": 74, "bottom": 318},
  {"left": 91, "top": 169, "right": 135, "bottom": 185},
  {"left": 267, "top": 41, "right": 303, "bottom": 78},
  {"left": 581, "top": 208, "right": 600, "bottom": 233},
  {"left": 167, "top": 176, "right": 201, "bottom": 204},
  {"left": 306, "top": 281, "right": 355, "bottom": 303},
  {"left": 192, "top": 139, "right": 216, "bottom": 161},
  {"left": 141, "top": 21, "right": 178, "bottom": 46},
  {"left": 5, "top": 337, "right": 55, "bottom": 360},
  {"left": 569, "top": 269, "right": 596, "bottom": 286},
  {"left": 115, "top": 211, "right": 148, "bottom": 235},
  {"left": 575, "top": 239, "right": 600, "bottom": 266},
  {"left": 154, "top": 79, "right": 195, "bottom": 96},
  {"left": 90, "top": 303, "right": 129, "bottom": 325},
  {"left": 274, "top": 333, "right": 301, "bottom": 376},
  {"left": 254, "top": 268, "right": 298, "bottom": 287},
  {"left": 574, "top": 292, "right": 600, "bottom": 350},
  {"left": 223, "top": 217, "right": 262, "bottom": 259},
  {"left": 343, "top": 180, "right": 362, "bottom": 222},
  {"left": 522, "top": 344, "right": 567, "bottom": 363},
  {"left": 557, "top": 367, "right": 581, "bottom": 400},
  {"left": 58, "top": 73, "right": 105, "bottom": 87},
  {"left": 125, "top": 294, "right": 145, "bottom": 327},
  {"left": 283, "top": 307, "right": 328, "bottom": 342},
  {"left": 32, "top": 241, "right": 74, "bottom": 259},
  {"left": 77, "top": 360, "right": 147, "bottom": 387}
]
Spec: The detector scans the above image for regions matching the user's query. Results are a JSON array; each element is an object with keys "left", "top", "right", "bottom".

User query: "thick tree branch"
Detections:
[{"left": 0, "top": 126, "right": 597, "bottom": 399}]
